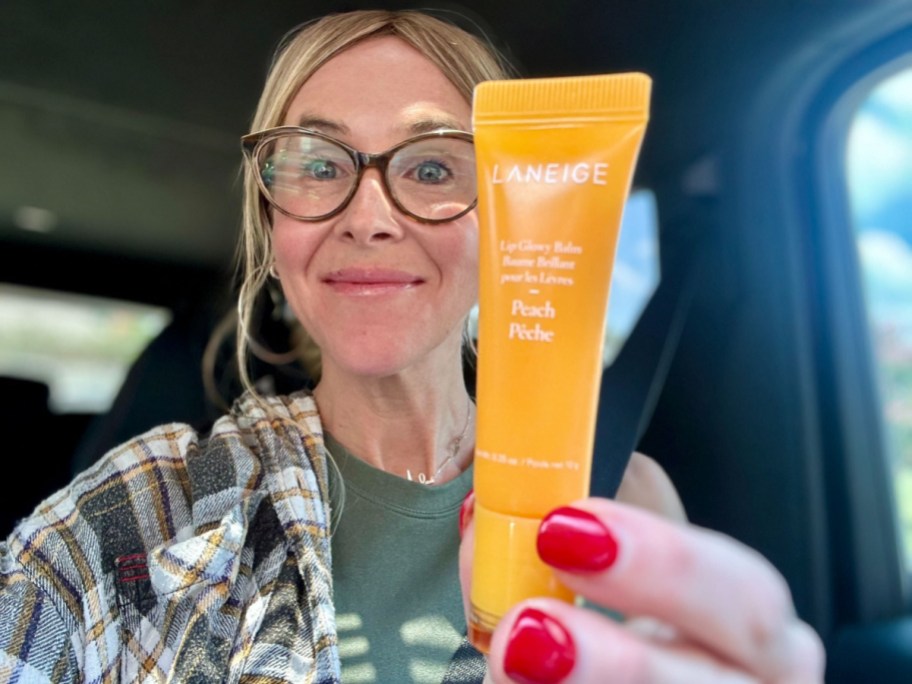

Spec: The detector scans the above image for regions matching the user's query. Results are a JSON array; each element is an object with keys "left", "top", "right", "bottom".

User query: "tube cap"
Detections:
[{"left": 469, "top": 501, "right": 575, "bottom": 637}]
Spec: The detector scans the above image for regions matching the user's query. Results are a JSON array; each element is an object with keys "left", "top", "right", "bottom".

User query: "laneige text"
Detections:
[{"left": 492, "top": 162, "right": 609, "bottom": 185}]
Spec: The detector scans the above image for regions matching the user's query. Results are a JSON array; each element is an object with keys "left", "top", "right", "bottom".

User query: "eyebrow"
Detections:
[
  {"left": 295, "top": 115, "right": 349, "bottom": 135},
  {"left": 404, "top": 116, "right": 467, "bottom": 134},
  {"left": 293, "top": 114, "right": 468, "bottom": 137}
]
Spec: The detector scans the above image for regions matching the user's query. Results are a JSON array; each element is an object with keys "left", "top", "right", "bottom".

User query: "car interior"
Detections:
[{"left": 1, "top": 0, "right": 910, "bottom": 680}]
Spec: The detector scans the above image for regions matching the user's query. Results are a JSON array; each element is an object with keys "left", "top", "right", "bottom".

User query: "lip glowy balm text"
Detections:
[{"left": 496, "top": 239, "right": 586, "bottom": 344}]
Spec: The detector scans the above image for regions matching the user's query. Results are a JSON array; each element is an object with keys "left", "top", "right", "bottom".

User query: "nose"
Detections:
[{"left": 334, "top": 168, "right": 404, "bottom": 243}]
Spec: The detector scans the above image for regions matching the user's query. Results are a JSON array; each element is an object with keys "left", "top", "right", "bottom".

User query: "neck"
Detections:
[{"left": 313, "top": 362, "right": 474, "bottom": 485}]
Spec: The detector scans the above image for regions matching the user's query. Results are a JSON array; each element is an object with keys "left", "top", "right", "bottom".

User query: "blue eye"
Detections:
[
  {"left": 414, "top": 160, "right": 450, "bottom": 183},
  {"left": 303, "top": 159, "right": 339, "bottom": 180}
]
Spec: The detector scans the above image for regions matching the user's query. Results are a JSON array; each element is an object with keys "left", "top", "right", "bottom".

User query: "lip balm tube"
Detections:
[{"left": 468, "top": 73, "right": 652, "bottom": 651}]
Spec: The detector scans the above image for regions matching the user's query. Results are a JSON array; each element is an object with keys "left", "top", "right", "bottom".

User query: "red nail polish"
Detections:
[
  {"left": 537, "top": 506, "right": 619, "bottom": 572},
  {"left": 503, "top": 607, "right": 576, "bottom": 684},
  {"left": 458, "top": 489, "right": 474, "bottom": 539}
]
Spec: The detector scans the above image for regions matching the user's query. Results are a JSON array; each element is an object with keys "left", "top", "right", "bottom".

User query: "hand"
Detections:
[{"left": 459, "top": 495, "right": 825, "bottom": 683}]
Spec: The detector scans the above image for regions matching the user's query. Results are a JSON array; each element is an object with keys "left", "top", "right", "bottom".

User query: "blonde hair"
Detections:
[{"left": 236, "top": 10, "right": 512, "bottom": 396}]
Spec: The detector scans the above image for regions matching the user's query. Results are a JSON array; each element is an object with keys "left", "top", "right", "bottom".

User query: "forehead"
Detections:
[{"left": 283, "top": 36, "right": 471, "bottom": 144}]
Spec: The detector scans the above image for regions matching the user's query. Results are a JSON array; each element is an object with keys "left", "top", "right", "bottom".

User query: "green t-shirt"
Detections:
[{"left": 325, "top": 433, "right": 474, "bottom": 683}]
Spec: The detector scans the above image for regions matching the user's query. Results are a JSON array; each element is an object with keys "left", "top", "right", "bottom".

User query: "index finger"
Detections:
[{"left": 536, "top": 499, "right": 824, "bottom": 681}]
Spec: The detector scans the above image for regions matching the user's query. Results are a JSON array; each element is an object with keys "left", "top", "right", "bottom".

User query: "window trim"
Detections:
[{"left": 798, "top": 27, "right": 912, "bottom": 621}]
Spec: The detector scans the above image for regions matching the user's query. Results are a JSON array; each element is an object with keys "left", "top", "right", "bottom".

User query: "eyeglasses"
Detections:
[{"left": 241, "top": 127, "right": 477, "bottom": 224}]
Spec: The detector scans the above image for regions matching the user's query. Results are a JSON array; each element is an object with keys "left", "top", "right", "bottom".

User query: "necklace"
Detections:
[{"left": 406, "top": 397, "right": 473, "bottom": 485}]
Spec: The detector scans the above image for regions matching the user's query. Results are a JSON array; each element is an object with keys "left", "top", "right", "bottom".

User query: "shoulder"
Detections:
[
  {"left": 1, "top": 397, "right": 326, "bottom": 680},
  {"left": 3, "top": 415, "right": 268, "bottom": 616},
  {"left": 0, "top": 421, "right": 205, "bottom": 678},
  {"left": 5, "top": 390, "right": 322, "bottom": 592},
  {"left": 616, "top": 452, "right": 687, "bottom": 522},
  {"left": 13, "top": 421, "right": 200, "bottom": 536},
  {"left": 6, "top": 423, "right": 198, "bottom": 580}
]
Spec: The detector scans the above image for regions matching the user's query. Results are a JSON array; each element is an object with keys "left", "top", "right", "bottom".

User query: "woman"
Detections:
[{"left": 0, "top": 10, "right": 821, "bottom": 683}]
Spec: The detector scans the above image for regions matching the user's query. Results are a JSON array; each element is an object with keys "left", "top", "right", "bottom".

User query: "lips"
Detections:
[{"left": 321, "top": 268, "right": 424, "bottom": 295}]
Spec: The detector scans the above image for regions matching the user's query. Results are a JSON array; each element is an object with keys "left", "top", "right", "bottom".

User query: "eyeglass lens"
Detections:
[{"left": 257, "top": 133, "right": 476, "bottom": 221}]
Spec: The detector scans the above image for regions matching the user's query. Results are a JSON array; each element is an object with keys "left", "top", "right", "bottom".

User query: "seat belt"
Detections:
[{"left": 591, "top": 243, "right": 702, "bottom": 498}]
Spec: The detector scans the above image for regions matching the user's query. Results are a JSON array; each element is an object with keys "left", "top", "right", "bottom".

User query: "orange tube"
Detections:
[{"left": 468, "top": 73, "right": 652, "bottom": 651}]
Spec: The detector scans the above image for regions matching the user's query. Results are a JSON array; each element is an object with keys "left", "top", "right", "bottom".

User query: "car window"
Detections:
[
  {"left": 0, "top": 283, "right": 170, "bottom": 413},
  {"left": 846, "top": 65, "right": 912, "bottom": 571}
]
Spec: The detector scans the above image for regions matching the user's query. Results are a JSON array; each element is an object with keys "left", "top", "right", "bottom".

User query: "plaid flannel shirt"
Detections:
[{"left": 0, "top": 391, "right": 341, "bottom": 683}]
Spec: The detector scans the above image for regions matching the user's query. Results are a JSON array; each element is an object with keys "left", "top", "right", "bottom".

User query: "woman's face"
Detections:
[{"left": 272, "top": 37, "right": 477, "bottom": 380}]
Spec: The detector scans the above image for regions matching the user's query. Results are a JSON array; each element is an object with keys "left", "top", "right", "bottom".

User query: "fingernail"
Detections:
[
  {"left": 458, "top": 489, "right": 474, "bottom": 539},
  {"left": 503, "top": 607, "right": 576, "bottom": 684},
  {"left": 537, "top": 506, "right": 619, "bottom": 572}
]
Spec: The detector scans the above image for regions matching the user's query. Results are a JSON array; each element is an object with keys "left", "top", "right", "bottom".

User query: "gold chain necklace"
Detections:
[{"left": 406, "top": 397, "right": 473, "bottom": 485}]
